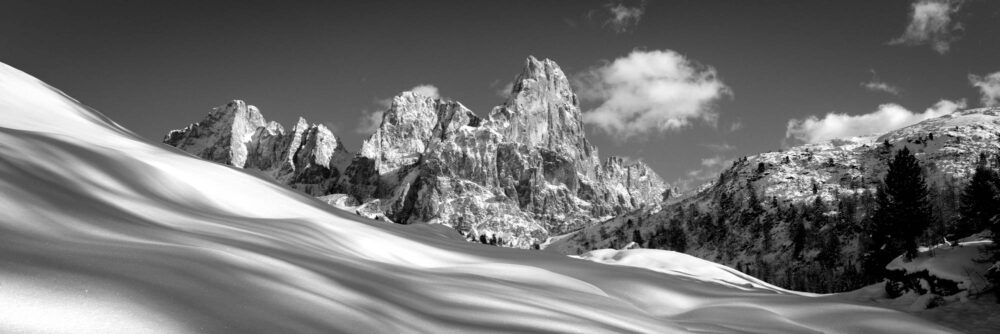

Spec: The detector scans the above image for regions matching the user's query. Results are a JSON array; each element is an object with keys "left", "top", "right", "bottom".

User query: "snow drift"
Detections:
[{"left": 0, "top": 62, "right": 958, "bottom": 333}]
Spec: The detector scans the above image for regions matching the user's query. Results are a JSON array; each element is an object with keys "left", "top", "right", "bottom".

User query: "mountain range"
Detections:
[
  {"left": 4, "top": 59, "right": 973, "bottom": 333},
  {"left": 164, "top": 57, "right": 672, "bottom": 247},
  {"left": 164, "top": 56, "right": 1000, "bottom": 296}
]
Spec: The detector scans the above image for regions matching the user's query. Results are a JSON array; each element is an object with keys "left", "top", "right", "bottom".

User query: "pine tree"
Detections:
[
  {"left": 788, "top": 219, "right": 806, "bottom": 258},
  {"left": 632, "top": 229, "right": 644, "bottom": 247},
  {"left": 872, "top": 147, "right": 931, "bottom": 260},
  {"left": 665, "top": 224, "right": 687, "bottom": 252},
  {"left": 747, "top": 181, "right": 763, "bottom": 216},
  {"left": 810, "top": 196, "right": 826, "bottom": 223},
  {"left": 958, "top": 163, "right": 1000, "bottom": 236}
]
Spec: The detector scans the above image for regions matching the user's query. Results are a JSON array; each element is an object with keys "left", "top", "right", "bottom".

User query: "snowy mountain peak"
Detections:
[{"left": 166, "top": 56, "right": 668, "bottom": 247}]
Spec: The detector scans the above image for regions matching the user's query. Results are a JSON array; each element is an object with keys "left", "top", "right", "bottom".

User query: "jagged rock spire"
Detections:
[
  {"left": 359, "top": 91, "right": 479, "bottom": 176},
  {"left": 164, "top": 100, "right": 352, "bottom": 196},
  {"left": 164, "top": 56, "right": 669, "bottom": 247},
  {"left": 164, "top": 100, "right": 266, "bottom": 168},
  {"left": 509, "top": 56, "right": 576, "bottom": 106},
  {"left": 490, "top": 56, "right": 590, "bottom": 164}
]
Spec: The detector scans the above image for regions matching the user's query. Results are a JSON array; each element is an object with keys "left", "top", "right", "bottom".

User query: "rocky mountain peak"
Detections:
[
  {"left": 165, "top": 102, "right": 354, "bottom": 196},
  {"left": 489, "top": 56, "right": 589, "bottom": 162},
  {"left": 165, "top": 56, "right": 669, "bottom": 247},
  {"left": 163, "top": 99, "right": 266, "bottom": 168},
  {"left": 360, "top": 92, "right": 442, "bottom": 176},
  {"left": 511, "top": 56, "right": 575, "bottom": 105}
]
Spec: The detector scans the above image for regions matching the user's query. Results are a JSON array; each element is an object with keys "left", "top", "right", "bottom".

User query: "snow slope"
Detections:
[
  {"left": 575, "top": 249, "right": 810, "bottom": 295},
  {"left": 886, "top": 239, "right": 994, "bottom": 295},
  {"left": 0, "top": 62, "right": 958, "bottom": 333},
  {"left": 836, "top": 235, "right": 1000, "bottom": 333}
]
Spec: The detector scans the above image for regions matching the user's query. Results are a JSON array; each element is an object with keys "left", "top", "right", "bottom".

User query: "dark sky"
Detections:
[{"left": 3, "top": 0, "right": 999, "bottom": 188}]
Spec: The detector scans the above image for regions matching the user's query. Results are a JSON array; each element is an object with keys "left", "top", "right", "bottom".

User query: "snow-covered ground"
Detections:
[
  {"left": 886, "top": 238, "right": 994, "bottom": 295},
  {"left": 835, "top": 236, "right": 999, "bottom": 333},
  {"left": 0, "top": 62, "right": 961, "bottom": 333},
  {"left": 575, "top": 248, "right": 810, "bottom": 295}
]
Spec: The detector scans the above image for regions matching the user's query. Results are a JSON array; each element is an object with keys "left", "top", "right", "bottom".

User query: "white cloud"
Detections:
[
  {"left": 356, "top": 110, "right": 384, "bottom": 135},
  {"left": 604, "top": 0, "right": 646, "bottom": 33},
  {"left": 728, "top": 121, "right": 743, "bottom": 132},
  {"left": 409, "top": 84, "right": 440, "bottom": 99},
  {"left": 673, "top": 156, "right": 734, "bottom": 192},
  {"left": 701, "top": 155, "right": 725, "bottom": 168},
  {"left": 889, "top": 0, "right": 962, "bottom": 54},
  {"left": 861, "top": 81, "right": 903, "bottom": 95},
  {"left": 969, "top": 71, "right": 1000, "bottom": 107},
  {"left": 577, "top": 49, "right": 731, "bottom": 140},
  {"left": 495, "top": 81, "right": 514, "bottom": 99},
  {"left": 702, "top": 142, "right": 735, "bottom": 152},
  {"left": 785, "top": 99, "right": 965, "bottom": 144},
  {"left": 356, "top": 84, "right": 440, "bottom": 134},
  {"left": 862, "top": 70, "right": 902, "bottom": 95}
]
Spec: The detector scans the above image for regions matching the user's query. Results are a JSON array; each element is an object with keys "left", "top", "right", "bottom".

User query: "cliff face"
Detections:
[
  {"left": 165, "top": 56, "right": 671, "bottom": 246},
  {"left": 165, "top": 100, "right": 353, "bottom": 196}
]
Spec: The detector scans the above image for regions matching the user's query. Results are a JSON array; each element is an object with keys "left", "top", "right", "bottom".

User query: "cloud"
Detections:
[
  {"left": 604, "top": 0, "right": 647, "bottom": 33},
  {"left": 492, "top": 80, "right": 514, "bottom": 99},
  {"left": 728, "top": 121, "right": 743, "bottom": 133},
  {"left": 701, "top": 155, "right": 726, "bottom": 168},
  {"left": 701, "top": 142, "right": 736, "bottom": 152},
  {"left": 356, "top": 84, "right": 441, "bottom": 135},
  {"left": 673, "top": 155, "right": 734, "bottom": 192},
  {"left": 409, "top": 84, "right": 440, "bottom": 99},
  {"left": 861, "top": 70, "right": 902, "bottom": 95},
  {"left": 563, "top": 17, "right": 578, "bottom": 28},
  {"left": 969, "top": 71, "right": 1000, "bottom": 107},
  {"left": 889, "top": 0, "right": 962, "bottom": 54},
  {"left": 861, "top": 81, "right": 903, "bottom": 95},
  {"left": 577, "top": 49, "right": 731, "bottom": 140},
  {"left": 785, "top": 99, "right": 965, "bottom": 144},
  {"left": 356, "top": 110, "right": 384, "bottom": 135}
]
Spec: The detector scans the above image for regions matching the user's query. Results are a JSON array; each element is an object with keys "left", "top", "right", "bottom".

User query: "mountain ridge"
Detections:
[
  {"left": 164, "top": 56, "right": 673, "bottom": 247},
  {"left": 550, "top": 106, "right": 1000, "bottom": 293}
]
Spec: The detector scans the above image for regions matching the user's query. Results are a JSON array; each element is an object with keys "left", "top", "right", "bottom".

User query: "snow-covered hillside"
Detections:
[
  {"left": 550, "top": 106, "right": 1000, "bottom": 295},
  {"left": 837, "top": 234, "right": 1000, "bottom": 333},
  {"left": 0, "top": 63, "right": 961, "bottom": 333}
]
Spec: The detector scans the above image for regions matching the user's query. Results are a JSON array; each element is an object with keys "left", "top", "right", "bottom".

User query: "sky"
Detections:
[{"left": 2, "top": 0, "right": 1000, "bottom": 189}]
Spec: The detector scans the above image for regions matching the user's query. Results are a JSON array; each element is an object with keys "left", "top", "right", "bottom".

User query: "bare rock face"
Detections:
[
  {"left": 164, "top": 100, "right": 266, "bottom": 168},
  {"left": 164, "top": 101, "right": 353, "bottom": 196},
  {"left": 164, "top": 56, "right": 671, "bottom": 247}
]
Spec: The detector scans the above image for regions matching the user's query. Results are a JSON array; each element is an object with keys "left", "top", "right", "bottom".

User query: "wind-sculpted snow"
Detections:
[
  {"left": 0, "top": 62, "right": 958, "bottom": 333},
  {"left": 576, "top": 249, "right": 808, "bottom": 295}
]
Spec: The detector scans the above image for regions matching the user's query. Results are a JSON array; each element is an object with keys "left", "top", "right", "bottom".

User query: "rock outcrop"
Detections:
[
  {"left": 165, "top": 100, "right": 353, "bottom": 196},
  {"left": 164, "top": 56, "right": 671, "bottom": 246}
]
